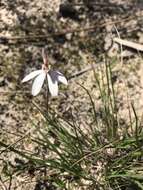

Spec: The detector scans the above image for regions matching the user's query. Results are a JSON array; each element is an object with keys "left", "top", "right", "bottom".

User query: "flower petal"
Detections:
[
  {"left": 32, "top": 72, "right": 46, "bottom": 96},
  {"left": 47, "top": 73, "right": 58, "bottom": 96},
  {"left": 58, "top": 75, "right": 68, "bottom": 85},
  {"left": 55, "top": 71, "right": 68, "bottom": 85},
  {"left": 22, "top": 70, "right": 43, "bottom": 83}
]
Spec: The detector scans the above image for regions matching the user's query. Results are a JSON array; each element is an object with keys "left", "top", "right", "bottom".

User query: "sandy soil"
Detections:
[{"left": 0, "top": 0, "right": 143, "bottom": 189}]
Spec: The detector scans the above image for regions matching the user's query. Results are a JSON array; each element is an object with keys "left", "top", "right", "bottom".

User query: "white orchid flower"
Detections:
[{"left": 22, "top": 49, "right": 68, "bottom": 96}]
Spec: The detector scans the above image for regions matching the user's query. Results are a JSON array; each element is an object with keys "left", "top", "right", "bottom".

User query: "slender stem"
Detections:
[{"left": 46, "top": 77, "right": 49, "bottom": 113}]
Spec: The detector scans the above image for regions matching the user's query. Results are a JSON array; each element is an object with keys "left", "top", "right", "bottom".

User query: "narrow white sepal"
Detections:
[
  {"left": 32, "top": 71, "right": 46, "bottom": 96},
  {"left": 55, "top": 71, "right": 68, "bottom": 85},
  {"left": 47, "top": 73, "right": 58, "bottom": 96},
  {"left": 22, "top": 70, "right": 43, "bottom": 83},
  {"left": 58, "top": 75, "right": 68, "bottom": 85}
]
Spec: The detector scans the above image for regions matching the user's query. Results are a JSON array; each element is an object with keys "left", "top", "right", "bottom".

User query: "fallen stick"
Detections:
[{"left": 114, "top": 37, "right": 143, "bottom": 52}]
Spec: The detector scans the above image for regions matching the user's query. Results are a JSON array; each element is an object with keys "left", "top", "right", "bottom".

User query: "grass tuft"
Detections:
[{"left": 0, "top": 57, "right": 143, "bottom": 189}]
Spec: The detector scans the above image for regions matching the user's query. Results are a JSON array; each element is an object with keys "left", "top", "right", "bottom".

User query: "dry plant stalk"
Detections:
[{"left": 114, "top": 37, "right": 143, "bottom": 51}]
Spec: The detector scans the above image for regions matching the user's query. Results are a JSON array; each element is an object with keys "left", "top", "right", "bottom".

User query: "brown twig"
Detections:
[{"left": 0, "top": 13, "right": 143, "bottom": 42}]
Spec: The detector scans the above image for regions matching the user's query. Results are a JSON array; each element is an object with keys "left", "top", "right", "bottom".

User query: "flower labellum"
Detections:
[{"left": 22, "top": 50, "right": 68, "bottom": 96}]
